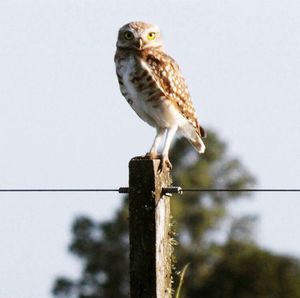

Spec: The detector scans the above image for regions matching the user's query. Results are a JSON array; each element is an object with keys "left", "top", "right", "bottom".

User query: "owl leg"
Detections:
[
  {"left": 146, "top": 127, "right": 165, "bottom": 159},
  {"left": 158, "top": 126, "right": 177, "bottom": 172}
]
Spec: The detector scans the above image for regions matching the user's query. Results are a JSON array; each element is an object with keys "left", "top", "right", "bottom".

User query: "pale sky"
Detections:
[{"left": 0, "top": 1, "right": 300, "bottom": 297}]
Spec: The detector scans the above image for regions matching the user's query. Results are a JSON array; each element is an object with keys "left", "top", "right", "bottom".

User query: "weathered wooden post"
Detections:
[{"left": 129, "top": 157, "right": 172, "bottom": 298}]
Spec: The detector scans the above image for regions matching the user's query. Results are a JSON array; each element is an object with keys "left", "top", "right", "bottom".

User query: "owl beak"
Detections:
[{"left": 138, "top": 38, "right": 143, "bottom": 49}]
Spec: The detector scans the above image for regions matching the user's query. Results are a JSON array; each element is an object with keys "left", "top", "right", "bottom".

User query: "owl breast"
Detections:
[{"left": 116, "top": 53, "right": 187, "bottom": 129}]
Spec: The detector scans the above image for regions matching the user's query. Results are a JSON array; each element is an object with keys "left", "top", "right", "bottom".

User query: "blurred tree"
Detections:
[
  {"left": 52, "top": 130, "right": 300, "bottom": 298},
  {"left": 53, "top": 205, "right": 130, "bottom": 298},
  {"left": 194, "top": 240, "right": 300, "bottom": 298}
]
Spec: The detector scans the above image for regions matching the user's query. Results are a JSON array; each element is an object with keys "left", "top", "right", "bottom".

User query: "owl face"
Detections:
[{"left": 117, "top": 21, "right": 163, "bottom": 50}]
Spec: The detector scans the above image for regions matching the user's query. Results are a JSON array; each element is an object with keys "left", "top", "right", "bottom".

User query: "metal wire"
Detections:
[
  {"left": 181, "top": 188, "right": 300, "bottom": 192},
  {"left": 0, "top": 188, "right": 120, "bottom": 192},
  {"left": 0, "top": 187, "right": 300, "bottom": 194}
]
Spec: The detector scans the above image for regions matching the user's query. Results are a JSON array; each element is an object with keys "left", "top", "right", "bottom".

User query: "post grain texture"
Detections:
[{"left": 129, "top": 157, "right": 172, "bottom": 298}]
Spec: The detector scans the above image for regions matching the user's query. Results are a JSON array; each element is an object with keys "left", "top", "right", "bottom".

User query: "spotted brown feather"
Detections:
[{"left": 141, "top": 49, "right": 205, "bottom": 137}]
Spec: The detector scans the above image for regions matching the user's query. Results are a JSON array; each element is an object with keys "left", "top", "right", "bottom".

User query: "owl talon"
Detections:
[{"left": 158, "top": 156, "right": 172, "bottom": 173}]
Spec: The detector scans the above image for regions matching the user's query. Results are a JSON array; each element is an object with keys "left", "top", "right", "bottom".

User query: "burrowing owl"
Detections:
[{"left": 115, "top": 21, "right": 206, "bottom": 170}]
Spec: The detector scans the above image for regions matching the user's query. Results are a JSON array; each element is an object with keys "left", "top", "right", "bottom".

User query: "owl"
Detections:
[{"left": 114, "top": 21, "right": 206, "bottom": 171}]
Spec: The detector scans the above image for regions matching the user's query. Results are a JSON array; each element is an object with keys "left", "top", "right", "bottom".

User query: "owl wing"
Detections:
[{"left": 144, "top": 50, "right": 206, "bottom": 137}]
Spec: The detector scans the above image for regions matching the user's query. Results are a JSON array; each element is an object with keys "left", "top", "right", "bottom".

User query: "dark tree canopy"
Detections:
[
  {"left": 52, "top": 130, "right": 300, "bottom": 298},
  {"left": 196, "top": 240, "right": 300, "bottom": 298}
]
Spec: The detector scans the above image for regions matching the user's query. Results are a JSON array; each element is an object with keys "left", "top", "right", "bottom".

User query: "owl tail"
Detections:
[{"left": 179, "top": 121, "right": 206, "bottom": 154}]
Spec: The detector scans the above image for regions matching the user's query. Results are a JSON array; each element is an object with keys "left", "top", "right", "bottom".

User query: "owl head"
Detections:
[{"left": 116, "top": 21, "right": 163, "bottom": 50}]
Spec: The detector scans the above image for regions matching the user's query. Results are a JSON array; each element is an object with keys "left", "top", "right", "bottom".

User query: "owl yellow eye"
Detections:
[
  {"left": 123, "top": 31, "right": 134, "bottom": 40},
  {"left": 147, "top": 32, "right": 156, "bottom": 40}
]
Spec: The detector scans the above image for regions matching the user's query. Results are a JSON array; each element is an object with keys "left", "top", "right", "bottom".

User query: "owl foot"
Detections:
[
  {"left": 158, "top": 156, "right": 172, "bottom": 173},
  {"left": 145, "top": 152, "right": 160, "bottom": 160},
  {"left": 143, "top": 153, "right": 172, "bottom": 172}
]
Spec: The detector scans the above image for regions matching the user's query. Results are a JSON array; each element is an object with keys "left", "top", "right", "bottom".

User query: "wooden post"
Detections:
[{"left": 129, "top": 157, "right": 172, "bottom": 298}]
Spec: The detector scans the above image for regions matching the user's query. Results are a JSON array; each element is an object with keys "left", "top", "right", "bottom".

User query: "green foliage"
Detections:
[
  {"left": 53, "top": 204, "right": 130, "bottom": 298},
  {"left": 175, "top": 263, "right": 190, "bottom": 298},
  {"left": 52, "top": 130, "right": 300, "bottom": 298},
  {"left": 195, "top": 241, "right": 300, "bottom": 298}
]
